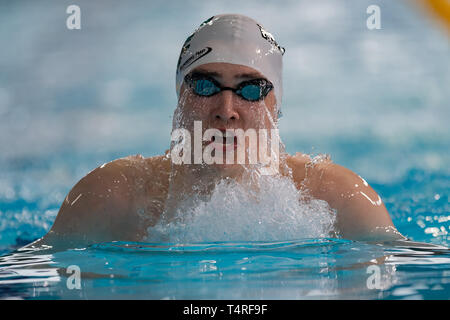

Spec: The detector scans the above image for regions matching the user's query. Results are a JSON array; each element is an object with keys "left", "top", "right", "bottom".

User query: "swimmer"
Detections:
[{"left": 32, "top": 14, "right": 406, "bottom": 249}]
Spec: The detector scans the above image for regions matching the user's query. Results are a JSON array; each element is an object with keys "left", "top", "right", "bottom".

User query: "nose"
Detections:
[{"left": 212, "top": 90, "right": 240, "bottom": 123}]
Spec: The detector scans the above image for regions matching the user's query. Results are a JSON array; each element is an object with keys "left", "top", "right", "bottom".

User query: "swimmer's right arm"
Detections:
[{"left": 34, "top": 158, "right": 143, "bottom": 248}]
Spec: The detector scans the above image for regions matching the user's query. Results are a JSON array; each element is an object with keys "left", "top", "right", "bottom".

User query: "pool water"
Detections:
[
  {"left": 0, "top": 168, "right": 449, "bottom": 300},
  {"left": 0, "top": 239, "right": 449, "bottom": 300}
]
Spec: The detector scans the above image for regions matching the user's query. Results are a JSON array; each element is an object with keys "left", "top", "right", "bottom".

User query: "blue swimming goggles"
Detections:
[{"left": 184, "top": 73, "right": 274, "bottom": 102}]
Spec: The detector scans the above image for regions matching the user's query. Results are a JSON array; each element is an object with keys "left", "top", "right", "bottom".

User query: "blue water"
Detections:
[
  {"left": 1, "top": 0, "right": 449, "bottom": 299},
  {"left": 1, "top": 237, "right": 449, "bottom": 300},
  {"left": 0, "top": 168, "right": 449, "bottom": 300}
]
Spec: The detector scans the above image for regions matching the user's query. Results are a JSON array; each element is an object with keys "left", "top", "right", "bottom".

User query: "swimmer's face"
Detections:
[
  {"left": 173, "top": 63, "right": 279, "bottom": 170},
  {"left": 175, "top": 62, "right": 278, "bottom": 132}
]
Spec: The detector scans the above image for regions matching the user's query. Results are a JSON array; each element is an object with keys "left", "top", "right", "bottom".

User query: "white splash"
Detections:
[{"left": 146, "top": 174, "right": 336, "bottom": 243}]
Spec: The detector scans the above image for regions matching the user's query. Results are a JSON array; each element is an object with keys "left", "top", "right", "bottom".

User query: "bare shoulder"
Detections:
[
  {"left": 284, "top": 152, "right": 331, "bottom": 194},
  {"left": 286, "top": 153, "right": 404, "bottom": 240},
  {"left": 38, "top": 154, "right": 171, "bottom": 247}
]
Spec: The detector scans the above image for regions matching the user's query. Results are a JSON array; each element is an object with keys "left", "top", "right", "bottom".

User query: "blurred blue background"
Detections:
[{"left": 0, "top": 0, "right": 449, "bottom": 252}]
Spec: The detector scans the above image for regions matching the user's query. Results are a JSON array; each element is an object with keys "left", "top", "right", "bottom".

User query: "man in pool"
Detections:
[{"left": 35, "top": 14, "right": 405, "bottom": 248}]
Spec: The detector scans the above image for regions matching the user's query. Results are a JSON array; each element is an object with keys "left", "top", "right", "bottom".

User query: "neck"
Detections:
[
  {"left": 165, "top": 163, "right": 244, "bottom": 209},
  {"left": 162, "top": 150, "right": 292, "bottom": 221}
]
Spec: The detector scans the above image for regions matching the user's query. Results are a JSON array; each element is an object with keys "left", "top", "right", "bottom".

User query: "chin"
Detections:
[{"left": 209, "top": 162, "right": 245, "bottom": 176}]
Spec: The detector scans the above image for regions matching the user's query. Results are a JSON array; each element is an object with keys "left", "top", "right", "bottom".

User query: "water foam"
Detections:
[{"left": 146, "top": 173, "right": 336, "bottom": 243}]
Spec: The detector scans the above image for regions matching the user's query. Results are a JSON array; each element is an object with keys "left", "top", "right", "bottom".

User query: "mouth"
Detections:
[{"left": 210, "top": 128, "right": 238, "bottom": 151}]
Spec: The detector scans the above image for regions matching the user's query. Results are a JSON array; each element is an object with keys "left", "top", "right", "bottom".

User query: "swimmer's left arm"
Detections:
[{"left": 309, "top": 162, "right": 406, "bottom": 241}]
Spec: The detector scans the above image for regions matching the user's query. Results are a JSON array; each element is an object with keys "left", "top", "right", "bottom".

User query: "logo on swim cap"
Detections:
[
  {"left": 179, "top": 46, "right": 213, "bottom": 72},
  {"left": 256, "top": 23, "right": 285, "bottom": 55},
  {"left": 176, "top": 16, "right": 216, "bottom": 73}
]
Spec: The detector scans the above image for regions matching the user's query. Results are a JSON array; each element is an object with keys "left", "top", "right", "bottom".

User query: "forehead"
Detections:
[{"left": 191, "top": 62, "right": 265, "bottom": 80}]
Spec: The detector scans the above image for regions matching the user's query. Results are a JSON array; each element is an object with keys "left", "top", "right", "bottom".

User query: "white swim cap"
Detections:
[{"left": 176, "top": 14, "right": 285, "bottom": 108}]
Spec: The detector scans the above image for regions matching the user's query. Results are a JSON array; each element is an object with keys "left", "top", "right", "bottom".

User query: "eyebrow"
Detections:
[{"left": 192, "top": 70, "right": 265, "bottom": 80}]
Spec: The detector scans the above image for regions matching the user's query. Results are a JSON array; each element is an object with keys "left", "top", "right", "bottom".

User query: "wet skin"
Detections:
[{"left": 33, "top": 63, "right": 405, "bottom": 249}]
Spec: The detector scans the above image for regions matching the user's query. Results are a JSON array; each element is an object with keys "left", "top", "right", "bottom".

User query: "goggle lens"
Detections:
[{"left": 186, "top": 74, "right": 272, "bottom": 102}]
